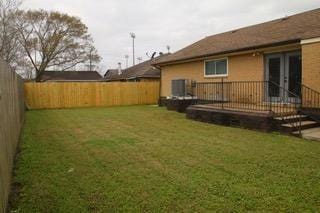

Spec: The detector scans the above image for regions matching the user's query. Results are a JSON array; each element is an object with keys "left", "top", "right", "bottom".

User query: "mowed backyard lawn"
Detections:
[{"left": 11, "top": 106, "right": 320, "bottom": 212}]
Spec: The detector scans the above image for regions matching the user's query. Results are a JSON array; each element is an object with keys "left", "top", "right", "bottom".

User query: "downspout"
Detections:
[{"left": 154, "top": 64, "right": 162, "bottom": 106}]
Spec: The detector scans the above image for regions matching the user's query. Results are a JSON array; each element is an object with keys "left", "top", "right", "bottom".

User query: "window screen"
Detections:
[{"left": 205, "top": 59, "right": 227, "bottom": 76}]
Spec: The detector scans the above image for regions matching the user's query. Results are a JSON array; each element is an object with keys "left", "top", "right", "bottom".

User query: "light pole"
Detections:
[{"left": 130, "top": 32, "right": 136, "bottom": 65}]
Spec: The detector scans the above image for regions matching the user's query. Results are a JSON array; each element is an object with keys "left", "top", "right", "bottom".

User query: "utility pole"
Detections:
[
  {"left": 130, "top": 32, "right": 136, "bottom": 65},
  {"left": 125, "top": 55, "right": 129, "bottom": 68}
]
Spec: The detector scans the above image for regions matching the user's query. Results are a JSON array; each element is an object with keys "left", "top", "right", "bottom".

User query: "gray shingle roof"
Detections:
[
  {"left": 155, "top": 8, "right": 320, "bottom": 65},
  {"left": 104, "top": 69, "right": 119, "bottom": 78},
  {"left": 105, "top": 53, "right": 170, "bottom": 81},
  {"left": 40, "top": 71, "right": 102, "bottom": 81}
]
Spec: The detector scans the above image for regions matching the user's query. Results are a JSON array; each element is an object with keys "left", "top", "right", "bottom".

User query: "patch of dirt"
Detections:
[
  {"left": 7, "top": 141, "right": 23, "bottom": 212},
  {"left": 7, "top": 182, "right": 22, "bottom": 212}
]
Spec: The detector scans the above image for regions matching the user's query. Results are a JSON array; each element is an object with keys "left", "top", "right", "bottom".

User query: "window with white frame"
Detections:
[{"left": 204, "top": 58, "right": 228, "bottom": 77}]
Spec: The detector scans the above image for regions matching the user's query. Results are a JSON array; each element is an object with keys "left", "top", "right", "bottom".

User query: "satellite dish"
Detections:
[
  {"left": 166, "top": 45, "right": 171, "bottom": 53},
  {"left": 151, "top": 52, "right": 157, "bottom": 59}
]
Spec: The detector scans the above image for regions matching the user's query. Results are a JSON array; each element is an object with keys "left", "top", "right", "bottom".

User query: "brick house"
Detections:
[{"left": 154, "top": 8, "right": 320, "bottom": 136}]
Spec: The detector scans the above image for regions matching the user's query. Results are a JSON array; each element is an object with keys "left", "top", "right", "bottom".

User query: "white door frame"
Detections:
[
  {"left": 285, "top": 51, "right": 302, "bottom": 103},
  {"left": 264, "top": 51, "right": 301, "bottom": 103},
  {"left": 265, "top": 53, "right": 285, "bottom": 102}
]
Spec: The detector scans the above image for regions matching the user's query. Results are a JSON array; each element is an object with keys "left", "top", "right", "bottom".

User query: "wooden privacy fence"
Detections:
[
  {"left": 0, "top": 60, "right": 25, "bottom": 213},
  {"left": 24, "top": 82, "right": 160, "bottom": 109}
]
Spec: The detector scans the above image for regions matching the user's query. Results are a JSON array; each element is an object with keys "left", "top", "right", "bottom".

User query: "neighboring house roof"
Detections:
[
  {"left": 155, "top": 8, "right": 320, "bottom": 65},
  {"left": 40, "top": 71, "right": 102, "bottom": 81},
  {"left": 105, "top": 53, "right": 170, "bottom": 81},
  {"left": 104, "top": 69, "right": 119, "bottom": 78}
]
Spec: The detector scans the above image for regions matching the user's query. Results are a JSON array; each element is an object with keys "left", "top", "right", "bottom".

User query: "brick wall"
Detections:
[
  {"left": 302, "top": 42, "right": 320, "bottom": 92},
  {"left": 160, "top": 43, "right": 307, "bottom": 98},
  {"left": 161, "top": 53, "right": 264, "bottom": 97}
]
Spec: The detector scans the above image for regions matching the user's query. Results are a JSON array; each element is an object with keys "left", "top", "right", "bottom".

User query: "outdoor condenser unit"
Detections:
[{"left": 171, "top": 79, "right": 188, "bottom": 97}]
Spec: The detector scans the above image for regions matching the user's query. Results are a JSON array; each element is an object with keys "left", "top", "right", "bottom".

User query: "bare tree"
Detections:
[
  {"left": 86, "top": 46, "right": 101, "bottom": 71},
  {"left": 14, "top": 9, "right": 101, "bottom": 81},
  {"left": 0, "top": 0, "right": 22, "bottom": 69}
]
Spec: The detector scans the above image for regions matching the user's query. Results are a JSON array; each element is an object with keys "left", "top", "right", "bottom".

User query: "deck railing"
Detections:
[
  {"left": 193, "top": 80, "right": 301, "bottom": 116},
  {"left": 301, "top": 84, "right": 320, "bottom": 109},
  {"left": 192, "top": 80, "right": 320, "bottom": 136}
]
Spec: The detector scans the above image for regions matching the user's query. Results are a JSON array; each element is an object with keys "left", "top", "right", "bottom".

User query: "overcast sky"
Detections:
[{"left": 22, "top": 0, "right": 319, "bottom": 72}]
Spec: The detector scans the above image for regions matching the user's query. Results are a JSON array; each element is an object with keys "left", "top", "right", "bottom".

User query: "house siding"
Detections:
[
  {"left": 302, "top": 42, "right": 320, "bottom": 92},
  {"left": 161, "top": 53, "right": 264, "bottom": 97},
  {"left": 160, "top": 43, "right": 307, "bottom": 98}
]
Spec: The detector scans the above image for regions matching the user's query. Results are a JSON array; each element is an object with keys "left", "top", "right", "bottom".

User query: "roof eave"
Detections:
[
  {"left": 154, "top": 39, "right": 301, "bottom": 66},
  {"left": 136, "top": 75, "right": 160, "bottom": 78}
]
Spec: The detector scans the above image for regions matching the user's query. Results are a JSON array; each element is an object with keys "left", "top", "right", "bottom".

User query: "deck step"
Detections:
[
  {"left": 281, "top": 120, "right": 320, "bottom": 132},
  {"left": 282, "top": 120, "right": 317, "bottom": 127},
  {"left": 292, "top": 127, "right": 320, "bottom": 134},
  {"left": 274, "top": 115, "right": 307, "bottom": 121}
]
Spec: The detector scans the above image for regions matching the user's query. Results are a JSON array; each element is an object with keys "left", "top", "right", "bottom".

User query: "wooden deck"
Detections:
[{"left": 193, "top": 102, "right": 297, "bottom": 116}]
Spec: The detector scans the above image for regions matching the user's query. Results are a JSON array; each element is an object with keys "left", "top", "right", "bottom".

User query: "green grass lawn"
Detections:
[{"left": 11, "top": 106, "right": 320, "bottom": 212}]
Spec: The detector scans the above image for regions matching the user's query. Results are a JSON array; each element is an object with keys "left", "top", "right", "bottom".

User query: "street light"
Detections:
[{"left": 130, "top": 32, "right": 136, "bottom": 65}]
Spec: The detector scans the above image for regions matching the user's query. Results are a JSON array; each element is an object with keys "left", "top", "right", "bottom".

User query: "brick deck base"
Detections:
[{"left": 186, "top": 105, "right": 276, "bottom": 132}]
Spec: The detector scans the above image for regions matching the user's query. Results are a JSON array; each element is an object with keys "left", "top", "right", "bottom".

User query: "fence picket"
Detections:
[
  {"left": 24, "top": 82, "right": 160, "bottom": 109},
  {"left": 0, "top": 60, "right": 25, "bottom": 213}
]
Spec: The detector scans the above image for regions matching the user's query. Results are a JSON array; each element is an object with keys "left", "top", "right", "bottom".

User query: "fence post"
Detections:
[
  {"left": 268, "top": 81, "right": 272, "bottom": 112},
  {"left": 221, "top": 78, "right": 224, "bottom": 109},
  {"left": 295, "top": 98, "right": 302, "bottom": 137},
  {"left": 191, "top": 80, "right": 197, "bottom": 105}
]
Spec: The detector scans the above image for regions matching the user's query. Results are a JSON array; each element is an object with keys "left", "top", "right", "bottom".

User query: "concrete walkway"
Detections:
[{"left": 300, "top": 127, "right": 320, "bottom": 141}]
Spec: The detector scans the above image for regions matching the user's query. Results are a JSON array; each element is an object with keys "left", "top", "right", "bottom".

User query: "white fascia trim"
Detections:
[{"left": 301, "top": 37, "right": 320, "bottom": 45}]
